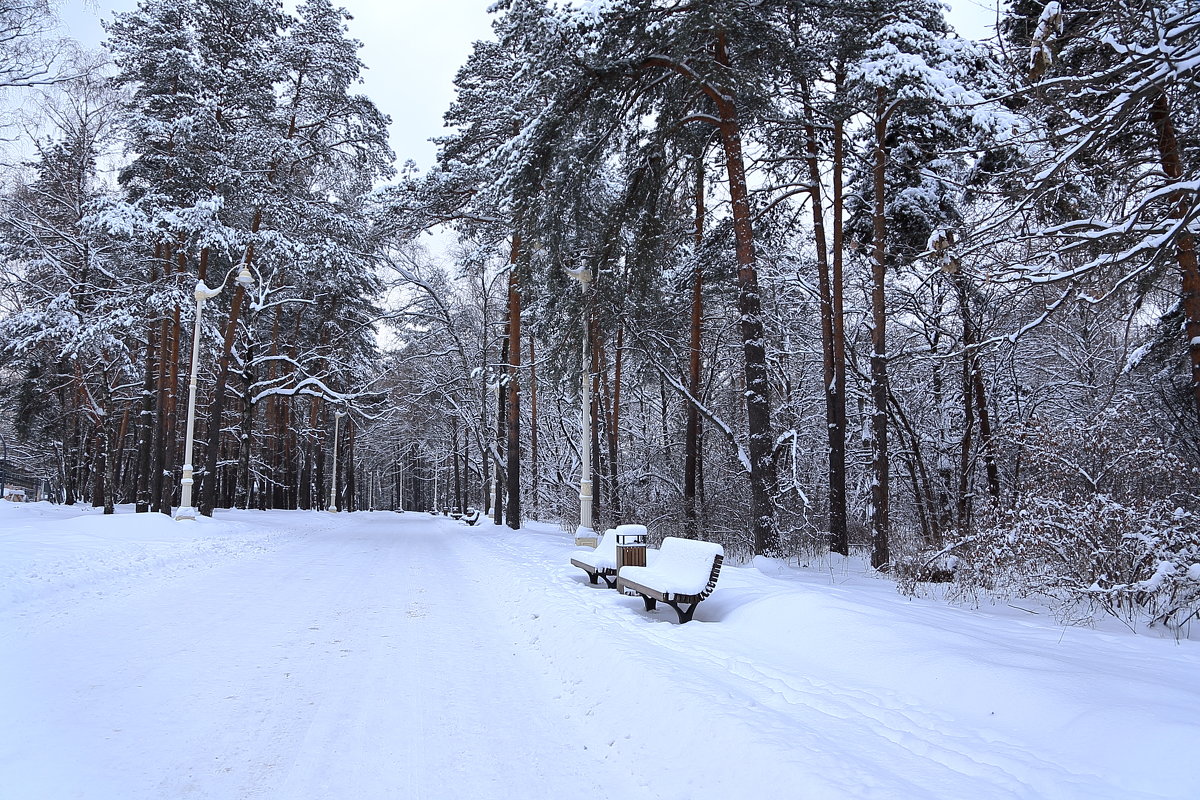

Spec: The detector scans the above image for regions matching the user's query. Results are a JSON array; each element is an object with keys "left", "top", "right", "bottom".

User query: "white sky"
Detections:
[
  {"left": 57, "top": 0, "right": 497, "bottom": 173},
  {"left": 56, "top": 0, "right": 1001, "bottom": 175}
]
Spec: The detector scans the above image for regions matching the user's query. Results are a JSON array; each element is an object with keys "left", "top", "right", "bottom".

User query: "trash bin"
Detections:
[{"left": 615, "top": 524, "right": 648, "bottom": 572}]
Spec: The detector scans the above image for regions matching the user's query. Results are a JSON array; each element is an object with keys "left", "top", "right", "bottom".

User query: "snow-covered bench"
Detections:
[
  {"left": 463, "top": 508, "right": 481, "bottom": 526},
  {"left": 615, "top": 537, "right": 723, "bottom": 623},
  {"left": 570, "top": 528, "right": 619, "bottom": 587}
]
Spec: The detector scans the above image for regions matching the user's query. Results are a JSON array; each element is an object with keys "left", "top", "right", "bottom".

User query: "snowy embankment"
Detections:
[{"left": 1, "top": 503, "right": 1197, "bottom": 799}]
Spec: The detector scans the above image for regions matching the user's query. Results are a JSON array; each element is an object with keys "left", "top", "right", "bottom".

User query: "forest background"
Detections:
[{"left": 0, "top": 0, "right": 1197, "bottom": 634}]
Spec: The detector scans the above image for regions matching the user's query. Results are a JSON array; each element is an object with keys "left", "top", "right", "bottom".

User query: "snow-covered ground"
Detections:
[{"left": 1, "top": 502, "right": 1196, "bottom": 799}]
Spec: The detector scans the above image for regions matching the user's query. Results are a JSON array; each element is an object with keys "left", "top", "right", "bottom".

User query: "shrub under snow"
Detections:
[{"left": 954, "top": 495, "right": 1199, "bottom": 632}]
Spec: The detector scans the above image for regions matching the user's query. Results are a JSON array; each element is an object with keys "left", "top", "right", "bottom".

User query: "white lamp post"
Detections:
[
  {"left": 487, "top": 380, "right": 499, "bottom": 518},
  {"left": 329, "top": 408, "right": 344, "bottom": 512},
  {"left": 176, "top": 263, "right": 254, "bottom": 521},
  {"left": 566, "top": 265, "right": 597, "bottom": 547}
]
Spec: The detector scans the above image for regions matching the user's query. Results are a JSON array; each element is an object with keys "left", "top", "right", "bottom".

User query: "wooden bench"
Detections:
[
  {"left": 463, "top": 508, "right": 481, "bottom": 526},
  {"left": 570, "top": 529, "right": 619, "bottom": 587},
  {"left": 615, "top": 537, "right": 723, "bottom": 623}
]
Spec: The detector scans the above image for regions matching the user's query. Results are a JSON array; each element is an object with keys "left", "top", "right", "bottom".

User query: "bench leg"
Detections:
[
  {"left": 600, "top": 574, "right": 617, "bottom": 589},
  {"left": 640, "top": 594, "right": 657, "bottom": 612},
  {"left": 665, "top": 600, "right": 698, "bottom": 624},
  {"left": 587, "top": 572, "right": 599, "bottom": 585}
]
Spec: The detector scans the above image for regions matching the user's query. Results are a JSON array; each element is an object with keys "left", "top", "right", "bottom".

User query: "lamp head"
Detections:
[
  {"left": 235, "top": 265, "right": 254, "bottom": 288},
  {"left": 564, "top": 265, "right": 592, "bottom": 285}
]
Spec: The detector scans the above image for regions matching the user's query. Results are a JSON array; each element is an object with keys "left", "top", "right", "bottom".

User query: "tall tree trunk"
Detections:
[
  {"left": 888, "top": 390, "right": 942, "bottom": 548},
  {"left": 134, "top": 321, "right": 156, "bottom": 513},
  {"left": 1150, "top": 90, "right": 1200, "bottom": 424},
  {"left": 235, "top": 354, "right": 255, "bottom": 510},
  {"left": 869, "top": 89, "right": 891, "bottom": 570},
  {"left": 957, "top": 333, "right": 976, "bottom": 531},
  {"left": 590, "top": 315, "right": 602, "bottom": 529},
  {"left": 63, "top": 380, "right": 78, "bottom": 506},
  {"left": 313, "top": 399, "right": 326, "bottom": 510},
  {"left": 951, "top": 261, "right": 1001, "bottom": 510},
  {"left": 684, "top": 152, "right": 705, "bottom": 539},
  {"left": 113, "top": 408, "right": 130, "bottom": 503},
  {"left": 345, "top": 417, "right": 356, "bottom": 513},
  {"left": 802, "top": 79, "right": 849, "bottom": 555},
  {"left": 480, "top": 310, "right": 492, "bottom": 516},
  {"left": 529, "top": 332, "right": 540, "bottom": 519},
  {"left": 261, "top": 308, "right": 281, "bottom": 509},
  {"left": 452, "top": 415, "right": 462, "bottom": 512},
  {"left": 713, "top": 32, "right": 778, "bottom": 555},
  {"left": 199, "top": 281, "right": 251, "bottom": 516},
  {"left": 300, "top": 429, "right": 313, "bottom": 510},
  {"left": 505, "top": 241, "right": 522, "bottom": 530},
  {"left": 284, "top": 400, "right": 297, "bottom": 509},
  {"left": 393, "top": 448, "right": 401, "bottom": 511},
  {"left": 829, "top": 112, "right": 850, "bottom": 556},
  {"left": 930, "top": 330, "right": 955, "bottom": 533},
  {"left": 200, "top": 207, "right": 261, "bottom": 516},
  {"left": 158, "top": 303, "right": 181, "bottom": 515},
  {"left": 602, "top": 326, "right": 624, "bottom": 525},
  {"left": 494, "top": 308, "right": 509, "bottom": 525},
  {"left": 150, "top": 247, "right": 175, "bottom": 513},
  {"left": 103, "top": 417, "right": 117, "bottom": 515},
  {"left": 91, "top": 427, "right": 105, "bottom": 509}
]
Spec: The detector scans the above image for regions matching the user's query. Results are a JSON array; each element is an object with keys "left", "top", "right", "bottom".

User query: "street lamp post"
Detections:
[
  {"left": 0, "top": 431, "right": 7, "bottom": 502},
  {"left": 176, "top": 263, "right": 254, "bottom": 521},
  {"left": 486, "top": 381, "right": 499, "bottom": 518},
  {"left": 329, "top": 408, "right": 344, "bottom": 512},
  {"left": 566, "top": 265, "right": 597, "bottom": 547}
]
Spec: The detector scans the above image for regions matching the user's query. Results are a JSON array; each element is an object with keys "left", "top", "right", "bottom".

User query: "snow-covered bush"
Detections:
[
  {"left": 938, "top": 403, "right": 1200, "bottom": 633},
  {"left": 1009, "top": 406, "right": 1198, "bottom": 508},
  {"left": 954, "top": 496, "right": 1199, "bottom": 632}
]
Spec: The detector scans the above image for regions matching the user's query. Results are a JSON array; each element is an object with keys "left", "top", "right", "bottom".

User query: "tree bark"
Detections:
[
  {"left": 590, "top": 315, "right": 603, "bottom": 528},
  {"left": 950, "top": 263, "right": 1001, "bottom": 512},
  {"left": 505, "top": 238, "right": 522, "bottom": 529},
  {"left": 235, "top": 349, "right": 255, "bottom": 510},
  {"left": 91, "top": 427, "right": 105, "bottom": 510},
  {"left": 684, "top": 152, "right": 705, "bottom": 539},
  {"left": 452, "top": 415, "right": 462, "bottom": 512},
  {"left": 199, "top": 279, "right": 250, "bottom": 516},
  {"left": 493, "top": 307, "right": 509, "bottom": 525},
  {"left": 529, "top": 332, "right": 539, "bottom": 519},
  {"left": 103, "top": 418, "right": 117, "bottom": 515},
  {"left": 869, "top": 88, "right": 891, "bottom": 570},
  {"left": 158, "top": 301, "right": 181, "bottom": 515},
  {"left": 134, "top": 318, "right": 156, "bottom": 513},
  {"left": 346, "top": 416, "right": 356, "bottom": 512},
  {"left": 314, "top": 399, "right": 326, "bottom": 510},
  {"left": 1150, "top": 90, "right": 1200, "bottom": 425},
  {"left": 713, "top": 32, "right": 778, "bottom": 555},
  {"left": 801, "top": 79, "right": 849, "bottom": 555},
  {"left": 599, "top": 328, "right": 623, "bottom": 526},
  {"left": 644, "top": 32, "right": 779, "bottom": 553},
  {"left": 150, "top": 247, "right": 175, "bottom": 512},
  {"left": 829, "top": 112, "right": 850, "bottom": 556}
]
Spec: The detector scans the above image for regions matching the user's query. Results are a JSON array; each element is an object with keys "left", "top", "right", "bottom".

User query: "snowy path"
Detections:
[
  {"left": 2, "top": 505, "right": 1198, "bottom": 799},
  {"left": 1, "top": 511, "right": 641, "bottom": 799}
]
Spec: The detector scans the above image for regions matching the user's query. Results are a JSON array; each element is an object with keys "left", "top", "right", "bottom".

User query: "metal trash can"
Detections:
[{"left": 615, "top": 524, "right": 649, "bottom": 572}]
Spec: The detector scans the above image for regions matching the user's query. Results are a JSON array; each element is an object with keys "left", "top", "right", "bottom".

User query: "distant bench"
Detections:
[
  {"left": 570, "top": 528, "right": 620, "bottom": 588},
  {"left": 615, "top": 537, "right": 723, "bottom": 624}
]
